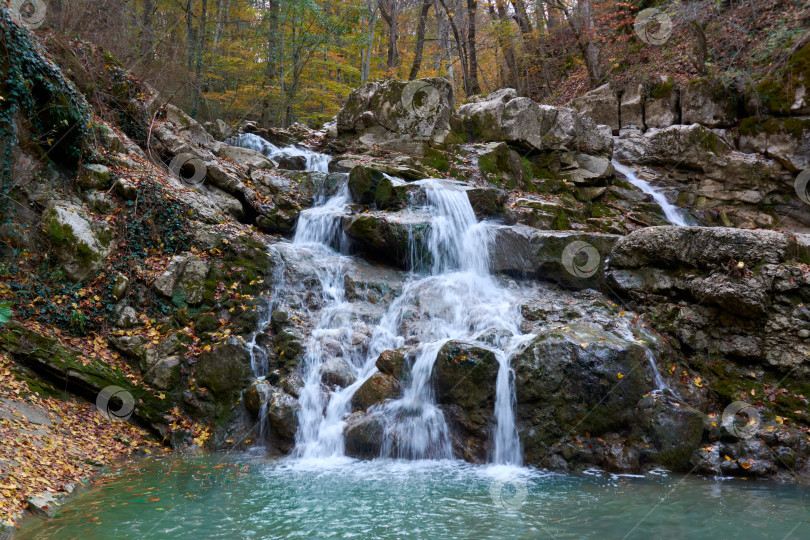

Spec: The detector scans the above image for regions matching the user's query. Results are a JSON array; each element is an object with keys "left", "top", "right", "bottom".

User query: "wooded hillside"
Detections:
[{"left": 28, "top": 0, "right": 810, "bottom": 128}]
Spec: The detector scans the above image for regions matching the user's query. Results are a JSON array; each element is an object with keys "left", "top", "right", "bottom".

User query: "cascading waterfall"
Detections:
[
  {"left": 225, "top": 133, "right": 331, "bottom": 173},
  {"left": 612, "top": 159, "right": 688, "bottom": 226},
  {"left": 292, "top": 182, "right": 352, "bottom": 251},
  {"left": 290, "top": 178, "right": 525, "bottom": 465}
]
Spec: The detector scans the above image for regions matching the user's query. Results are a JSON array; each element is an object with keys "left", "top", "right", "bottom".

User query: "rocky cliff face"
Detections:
[{"left": 567, "top": 57, "right": 810, "bottom": 232}]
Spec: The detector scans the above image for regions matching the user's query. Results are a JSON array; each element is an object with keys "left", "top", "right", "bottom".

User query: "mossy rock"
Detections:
[
  {"left": 348, "top": 165, "right": 385, "bottom": 205},
  {"left": 195, "top": 343, "right": 253, "bottom": 400},
  {"left": 0, "top": 322, "right": 169, "bottom": 429}
]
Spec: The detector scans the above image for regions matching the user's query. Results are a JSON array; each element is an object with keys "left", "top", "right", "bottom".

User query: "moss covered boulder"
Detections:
[
  {"left": 515, "top": 325, "right": 654, "bottom": 466},
  {"left": 195, "top": 343, "right": 253, "bottom": 400},
  {"left": 344, "top": 211, "right": 431, "bottom": 268},
  {"left": 41, "top": 201, "right": 112, "bottom": 282}
]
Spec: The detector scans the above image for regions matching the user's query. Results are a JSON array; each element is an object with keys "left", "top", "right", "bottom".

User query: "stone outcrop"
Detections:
[
  {"left": 614, "top": 124, "right": 730, "bottom": 172},
  {"left": 606, "top": 226, "right": 810, "bottom": 372},
  {"left": 41, "top": 201, "right": 112, "bottom": 282},
  {"left": 331, "top": 78, "right": 455, "bottom": 154},
  {"left": 456, "top": 88, "right": 613, "bottom": 157},
  {"left": 568, "top": 83, "right": 620, "bottom": 132}
]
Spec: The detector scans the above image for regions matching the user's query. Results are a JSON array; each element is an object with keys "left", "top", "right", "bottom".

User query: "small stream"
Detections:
[{"left": 612, "top": 159, "right": 688, "bottom": 226}]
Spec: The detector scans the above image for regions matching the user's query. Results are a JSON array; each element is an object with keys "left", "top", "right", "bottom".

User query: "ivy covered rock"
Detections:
[{"left": 41, "top": 201, "right": 112, "bottom": 282}]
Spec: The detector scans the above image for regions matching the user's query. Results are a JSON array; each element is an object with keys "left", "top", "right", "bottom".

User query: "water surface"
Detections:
[{"left": 16, "top": 454, "right": 809, "bottom": 539}]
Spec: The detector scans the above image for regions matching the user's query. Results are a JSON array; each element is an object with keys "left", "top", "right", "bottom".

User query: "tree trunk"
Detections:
[
  {"left": 378, "top": 0, "right": 400, "bottom": 69},
  {"left": 579, "top": 0, "right": 601, "bottom": 86},
  {"left": 140, "top": 0, "right": 154, "bottom": 62},
  {"left": 688, "top": 19, "right": 708, "bottom": 75},
  {"left": 260, "top": 0, "right": 281, "bottom": 127},
  {"left": 409, "top": 0, "right": 433, "bottom": 80},
  {"left": 487, "top": 1, "right": 519, "bottom": 90},
  {"left": 191, "top": 0, "right": 208, "bottom": 119},
  {"left": 466, "top": 0, "right": 481, "bottom": 94},
  {"left": 438, "top": 0, "right": 470, "bottom": 94}
]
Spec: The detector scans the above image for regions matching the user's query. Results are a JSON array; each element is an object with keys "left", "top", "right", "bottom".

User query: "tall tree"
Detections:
[
  {"left": 378, "top": 0, "right": 400, "bottom": 69},
  {"left": 409, "top": 0, "right": 433, "bottom": 80},
  {"left": 466, "top": 0, "right": 481, "bottom": 94}
]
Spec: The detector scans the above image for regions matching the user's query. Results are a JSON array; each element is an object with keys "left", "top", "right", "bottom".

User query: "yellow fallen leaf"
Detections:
[{"left": 617, "top": 373, "right": 624, "bottom": 379}]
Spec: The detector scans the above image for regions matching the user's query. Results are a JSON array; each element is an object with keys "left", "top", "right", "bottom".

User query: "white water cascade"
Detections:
[
  {"left": 612, "top": 159, "right": 688, "bottom": 226},
  {"left": 226, "top": 133, "right": 331, "bottom": 172},
  {"left": 290, "top": 179, "right": 526, "bottom": 465}
]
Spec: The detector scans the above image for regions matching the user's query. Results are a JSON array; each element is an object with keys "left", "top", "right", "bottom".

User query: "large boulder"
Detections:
[
  {"left": 215, "top": 143, "right": 274, "bottom": 171},
  {"left": 488, "top": 226, "right": 620, "bottom": 289},
  {"left": 644, "top": 78, "right": 679, "bottom": 129},
  {"left": 41, "top": 201, "right": 112, "bottom": 282},
  {"left": 455, "top": 88, "right": 613, "bottom": 156},
  {"left": 333, "top": 78, "right": 455, "bottom": 154},
  {"left": 515, "top": 324, "right": 655, "bottom": 468},
  {"left": 195, "top": 343, "right": 253, "bottom": 400},
  {"left": 620, "top": 84, "right": 644, "bottom": 130},
  {"left": 344, "top": 411, "right": 386, "bottom": 458},
  {"left": 607, "top": 226, "right": 793, "bottom": 269},
  {"left": 568, "top": 83, "right": 620, "bottom": 133},
  {"left": 738, "top": 117, "right": 810, "bottom": 172},
  {"left": 352, "top": 372, "right": 400, "bottom": 411},
  {"left": 680, "top": 78, "right": 738, "bottom": 128},
  {"left": 165, "top": 104, "right": 215, "bottom": 146},
  {"left": 614, "top": 123, "right": 730, "bottom": 172},
  {"left": 344, "top": 210, "right": 431, "bottom": 267}
]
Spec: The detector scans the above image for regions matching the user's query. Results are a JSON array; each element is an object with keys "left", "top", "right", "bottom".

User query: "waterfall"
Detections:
[
  {"left": 290, "top": 178, "right": 525, "bottom": 465},
  {"left": 225, "top": 133, "right": 331, "bottom": 173},
  {"left": 615, "top": 326, "right": 673, "bottom": 396},
  {"left": 292, "top": 182, "right": 351, "bottom": 252},
  {"left": 612, "top": 159, "right": 688, "bottom": 226}
]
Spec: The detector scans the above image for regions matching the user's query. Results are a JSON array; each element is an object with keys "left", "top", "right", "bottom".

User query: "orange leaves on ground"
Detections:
[{"left": 0, "top": 352, "right": 161, "bottom": 525}]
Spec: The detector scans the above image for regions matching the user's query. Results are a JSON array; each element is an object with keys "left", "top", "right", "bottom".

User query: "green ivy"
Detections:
[{"left": 0, "top": 9, "right": 93, "bottom": 222}]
